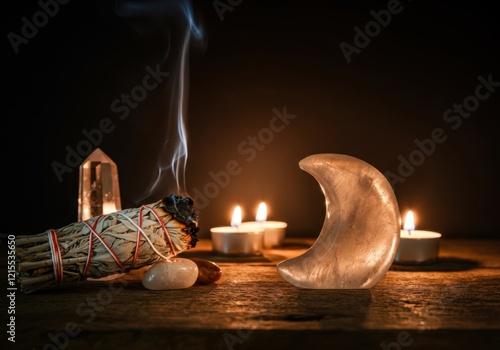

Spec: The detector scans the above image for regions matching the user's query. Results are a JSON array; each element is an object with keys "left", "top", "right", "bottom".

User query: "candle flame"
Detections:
[
  {"left": 403, "top": 210, "right": 415, "bottom": 231},
  {"left": 231, "top": 205, "right": 242, "bottom": 227},
  {"left": 256, "top": 202, "right": 267, "bottom": 222}
]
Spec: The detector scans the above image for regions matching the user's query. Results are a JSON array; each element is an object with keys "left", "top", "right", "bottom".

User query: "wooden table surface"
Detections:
[{"left": 2, "top": 238, "right": 499, "bottom": 350}]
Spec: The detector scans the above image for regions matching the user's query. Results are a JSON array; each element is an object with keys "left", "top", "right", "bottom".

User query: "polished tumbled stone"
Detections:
[
  {"left": 142, "top": 258, "right": 198, "bottom": 290},
  {"left": 189, "top": 258, "right": 222, "bottom": 284}
]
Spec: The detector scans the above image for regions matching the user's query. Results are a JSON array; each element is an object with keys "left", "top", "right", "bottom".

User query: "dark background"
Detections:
[{"left": 2, "top": 0, "right": 499, "bottom": 240}]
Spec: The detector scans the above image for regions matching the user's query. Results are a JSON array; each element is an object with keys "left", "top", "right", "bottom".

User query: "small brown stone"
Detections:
[{"left": 189, "top": 258, "right": 222, "bottom": 284}]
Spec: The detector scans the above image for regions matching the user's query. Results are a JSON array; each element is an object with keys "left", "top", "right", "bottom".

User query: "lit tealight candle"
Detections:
[
  {"left": 240, "top": 202, "right": 288, "bottom": 249},
  {"left": 394, "top": 210, "right": 442, "bottom": 265},
  {"left": 210, "top": 206, "right": 264, "bottom": 256}
]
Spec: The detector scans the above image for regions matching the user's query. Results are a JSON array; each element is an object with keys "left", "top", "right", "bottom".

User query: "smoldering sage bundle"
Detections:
[{"left": 15, "top": 195, "right": 199, "bottom": 294}]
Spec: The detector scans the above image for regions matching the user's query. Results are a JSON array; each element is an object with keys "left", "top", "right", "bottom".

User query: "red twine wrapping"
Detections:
[
  {"left": 47, "top": 229, "right": 63, "bottom": 284},
  {"left": 82, "top": 216, "right": 127, "bottom": 275},
  {"left": 83, "top": 215, "right": 102, "bottom": 276},
  {"left": 47, "top": 205, "right": 175, "bottom": 280}
]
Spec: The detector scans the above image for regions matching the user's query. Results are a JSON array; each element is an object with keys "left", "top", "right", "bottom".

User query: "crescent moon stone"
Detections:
[{"left": 276, "top": 154, "right": 400, "bottom": 289}]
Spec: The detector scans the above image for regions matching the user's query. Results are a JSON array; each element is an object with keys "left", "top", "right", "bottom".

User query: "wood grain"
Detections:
[{"left": 3, "top": 238, "right": 499, "bottom": 349}]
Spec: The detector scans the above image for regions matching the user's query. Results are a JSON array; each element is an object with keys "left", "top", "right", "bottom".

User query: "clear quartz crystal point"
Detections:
[
  {"left": 276, "top": 153, "right": 400, "bottom": 289},
  {"left": 78, "top": 148, "right": 122, "bottom": 221}
]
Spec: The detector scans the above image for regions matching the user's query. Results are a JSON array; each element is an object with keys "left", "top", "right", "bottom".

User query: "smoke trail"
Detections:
[
  {"left": 113, "top": 0, "right": 203, "bottom": 201},
  {"left": 167, "top": 2, "right": 202, "bottom": 196}
]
